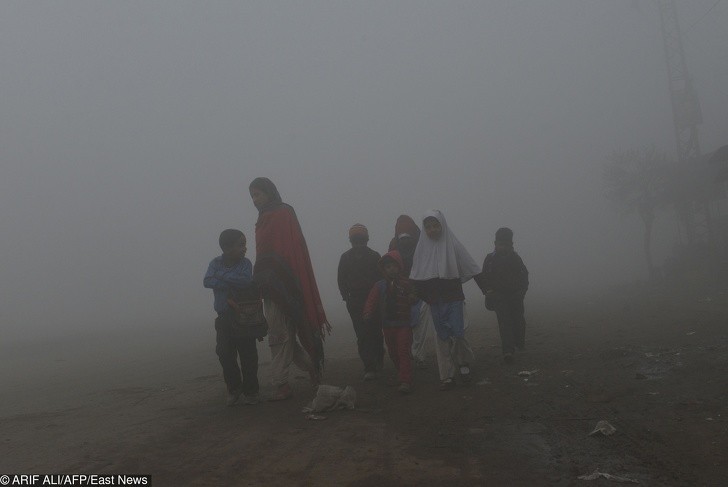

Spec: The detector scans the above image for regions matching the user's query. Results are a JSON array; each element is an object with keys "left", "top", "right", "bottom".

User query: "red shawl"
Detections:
[{"left": 255, "top": 204, "right": 330, "bottom": 342}]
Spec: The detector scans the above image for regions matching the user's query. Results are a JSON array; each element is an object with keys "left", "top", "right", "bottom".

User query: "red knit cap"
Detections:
[{"left": 348, "top": 223, "right": 368, "bottom": 238}]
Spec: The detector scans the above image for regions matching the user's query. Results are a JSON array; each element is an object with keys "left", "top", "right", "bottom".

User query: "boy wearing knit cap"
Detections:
[
  {"left": 337, "top": 223, "right": 384, "bottom": 379},
  {"left": 476, "top": 227, "right": 529, "bottom": 364}
]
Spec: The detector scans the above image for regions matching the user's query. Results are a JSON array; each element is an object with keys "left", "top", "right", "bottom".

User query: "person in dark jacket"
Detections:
[
  {"left": 337, "top": 224, "right": 384, "bottom": 379},
  {"left": 476, "top": 227, "right": 529, "bottom": 363}
]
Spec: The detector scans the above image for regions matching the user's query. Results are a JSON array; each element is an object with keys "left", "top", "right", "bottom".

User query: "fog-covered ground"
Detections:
[{"left": 1, "top": 1, "right": 727, "bottom": 344}]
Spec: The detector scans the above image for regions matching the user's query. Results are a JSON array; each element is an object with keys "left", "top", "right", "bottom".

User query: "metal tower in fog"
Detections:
[
  {"left": 657, "top": 0, "right": 710, "bottom": 244},
  {"left": 658, "top": 0, "right": 702, "bottom": 163}
]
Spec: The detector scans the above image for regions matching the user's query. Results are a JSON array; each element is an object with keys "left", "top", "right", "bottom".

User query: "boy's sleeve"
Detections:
[
  {"left": 518, "top": 256, "right": 529, "bottom": 295},
  {"left": 203, "top": 259, "right": 227, "bottom": 290},
  {"left": 474, "top": 255, "right": 493, "bottom": 293},
  {"left": 473, "top": 271, "right": 487, "bottom": 294},
  {"left": 243, "top": 258, "right": 253, "bottom": 281},
  {"left": 362, "top": 282, "right": 381, "bottom": 321},
  {"left": 337, "top": 253, "right": 348, "bottom": 301},
  {"left": 368, "top": 251, "right": 381, "bottom": 286},
  {"left": 203, "top": 258, "right": 252, "bottom": 290}
]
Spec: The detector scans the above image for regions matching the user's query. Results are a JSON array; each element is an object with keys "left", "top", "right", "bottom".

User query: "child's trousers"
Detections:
[
  {"left": 493, "top": 294, "right": 526, "bottom": 354},
  {"left": 383, "top": 326, "right": 414, "bottom": 385},
  {"left": 346, "top": 298, "right": 385, "bottom": 374},
  {"left": 215, "top": 315, "right": 259, "bottom": 395}
]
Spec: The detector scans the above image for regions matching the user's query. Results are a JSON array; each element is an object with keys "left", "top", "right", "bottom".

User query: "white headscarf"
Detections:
[{"left": 409, "top": 210, "right": 481, "bottom": 283}]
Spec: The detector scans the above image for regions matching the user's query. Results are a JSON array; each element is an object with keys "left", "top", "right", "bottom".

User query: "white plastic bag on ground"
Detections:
[
  {"left": 589, "top": 420, "right": 616, "bottom": 436},
  {"left": 302, "top": 385, "right": 356, "bottom": 413},
  {"left": 577, "top": 470, "right": 638, "bottom": 483}
]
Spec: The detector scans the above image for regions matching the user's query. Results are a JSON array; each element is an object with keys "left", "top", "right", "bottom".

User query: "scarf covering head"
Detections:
[
  {"left": 386, "top": 214, "right": 421, "bottom": 275},
  {"left": 249, "top": 177, "right": 283, "bottom": 213},
  {"left": 409, "top": 210, "right": 481, "bottom": 283},
  {"left": 395, "top": 215, "right": 421, "bottom": 241},
  {"left": 387, "top": 214, "right": 421, "bottom": 251},
  {"left": 250, "top": 178, "right": 330, "bottom": 375}
]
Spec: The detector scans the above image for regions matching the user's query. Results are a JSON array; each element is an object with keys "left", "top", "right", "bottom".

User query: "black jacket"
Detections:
[
  {"left": 476, "top": 250, "right": 529, "bottom": 296},
  {"left": 337, "top": 246, "right": 381, "bottom": 302}
]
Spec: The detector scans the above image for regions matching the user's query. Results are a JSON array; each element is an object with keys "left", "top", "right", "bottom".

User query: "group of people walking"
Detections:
[{"left": 204, "top": 177, "right": 528, "bottom": 406}]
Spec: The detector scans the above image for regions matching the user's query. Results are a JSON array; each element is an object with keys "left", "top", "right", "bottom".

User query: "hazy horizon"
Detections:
[{"left": 2, "top": 1, "right": 727, "bottom": 344}]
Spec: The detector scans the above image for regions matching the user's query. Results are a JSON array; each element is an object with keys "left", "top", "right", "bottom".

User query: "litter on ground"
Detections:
[
  {"left": 517, "top": 369, "right": 539, "bottom": 377},
  {"left": 589, "top": 420, "right": 616, "bottom": 436},
  {"left": 577, "top": 470, "right": 639, "bottom": 483},
  {"left": 302, "top": 385, "right": 356, "bottom": 413},
  {"left": 305, "top": 414, "right": 327, "bottom": 421}
]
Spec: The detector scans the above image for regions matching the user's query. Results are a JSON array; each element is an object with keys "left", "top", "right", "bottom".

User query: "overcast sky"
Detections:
[{"left": 1, "top": 1, "right": 727, "bottom": 342}]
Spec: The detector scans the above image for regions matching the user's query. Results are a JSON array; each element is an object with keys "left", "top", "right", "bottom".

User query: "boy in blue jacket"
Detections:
[{"left": 204, "top": 229, "right": 260, "bottom": 406}]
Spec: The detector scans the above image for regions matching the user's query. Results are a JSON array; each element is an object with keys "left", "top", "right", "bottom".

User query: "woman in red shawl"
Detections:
[{"left": 249, "top": 178, "right": 330, "bottom": 400}]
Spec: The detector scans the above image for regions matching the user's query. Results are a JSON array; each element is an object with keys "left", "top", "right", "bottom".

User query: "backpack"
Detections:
[{"left": 227, "top": 285, "right": 268, "bottom": 339}]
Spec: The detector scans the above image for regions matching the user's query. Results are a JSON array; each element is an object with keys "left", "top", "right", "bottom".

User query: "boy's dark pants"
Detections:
[
  {"left": 346, "top": 298, "right": 384, "bottom": 373},
  {"left": 492, "top": 294, "right": 526, "bottom": 355},
  {"left": 215, "top": 314, "right": 259, "bottom": 395}
]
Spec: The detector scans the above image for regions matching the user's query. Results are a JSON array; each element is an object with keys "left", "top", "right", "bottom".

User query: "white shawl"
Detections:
[{"left": 409, "top": 210, "right": 481, "bottom": 283}]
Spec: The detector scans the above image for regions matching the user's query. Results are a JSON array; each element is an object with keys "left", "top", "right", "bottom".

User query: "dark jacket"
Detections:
[
  {"left": 337, "top": 246, "right": 381, "bottom": 302},
  {"left": 476, "top": 250, "right": 529, "bottom": 296}
]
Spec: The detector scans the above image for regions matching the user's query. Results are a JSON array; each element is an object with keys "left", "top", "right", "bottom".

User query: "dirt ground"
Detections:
[{"left": 2, "top": 289, "right": 727, "bottom": 486}]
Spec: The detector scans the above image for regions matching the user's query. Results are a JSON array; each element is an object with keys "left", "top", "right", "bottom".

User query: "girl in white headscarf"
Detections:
[{"left": 410, "top": 210, "right": 481, "bottom": 390}]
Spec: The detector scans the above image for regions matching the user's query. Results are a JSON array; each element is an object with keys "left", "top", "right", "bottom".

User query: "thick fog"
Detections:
[{"left": 2, "top": 1, "right": 727, "bottom": 343}]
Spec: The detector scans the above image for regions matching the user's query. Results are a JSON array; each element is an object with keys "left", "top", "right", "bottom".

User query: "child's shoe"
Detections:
[
  {"left": 363, "top": 371, "right": 377, "bottom": 381},
  {"left": 439, "top": 378, "right": 455, "bottom": 391},
  {"left": 397, "top": 383, "right": 411, "bottom": 394},
  {"left": 226, "top": 390, "right": 242, "bottom": 407},
  {"left": 243, "top": 393, "right": 260, "bottom": 405}
]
